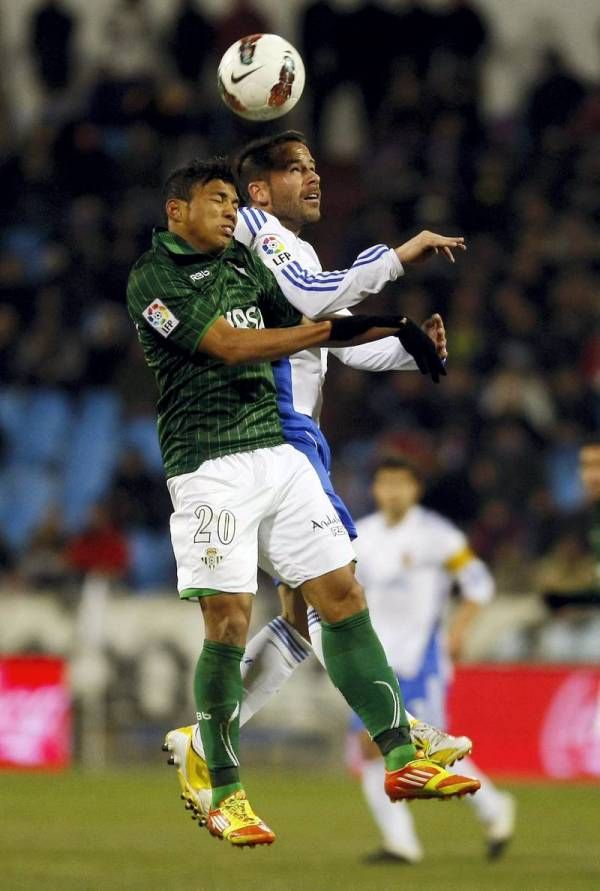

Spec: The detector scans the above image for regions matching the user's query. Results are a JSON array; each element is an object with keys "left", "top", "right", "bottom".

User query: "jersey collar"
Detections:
[{"left": 152, "top": 228, "right": 238, "bottom": 261}]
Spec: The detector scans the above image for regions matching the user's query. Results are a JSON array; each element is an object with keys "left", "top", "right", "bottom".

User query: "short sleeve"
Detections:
[
  {"left": 436, "top": 522, "right": 469, "bottom": 567},
  {"left": 127, "top": 260, "right": 219, "bottom": 354}
]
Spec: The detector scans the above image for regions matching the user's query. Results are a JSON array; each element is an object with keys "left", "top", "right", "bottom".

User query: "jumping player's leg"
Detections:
[
  {"left": 300, "top": 567, "right": 478, "bottom": 799},
  {"left": 194, "top": 592, "right": 252, "bottom": 806},
  {"left": 300, "top": 564, "right": 416, "bottom": 769},
  {"left": 167, "top": 451, "right": 278, "bottom": 845}
]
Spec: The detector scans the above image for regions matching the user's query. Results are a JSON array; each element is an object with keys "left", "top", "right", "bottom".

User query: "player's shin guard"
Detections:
[
  {"left": 320, "top": 609, "right": 415, "bottom": 766},
  {"left": 194, "top": 640, "right": 244, "bottom": 807}
]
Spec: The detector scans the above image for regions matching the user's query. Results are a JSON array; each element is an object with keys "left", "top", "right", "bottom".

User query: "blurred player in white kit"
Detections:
[{"left": 346, "top": 457, "right": 516, "bottom": 863}]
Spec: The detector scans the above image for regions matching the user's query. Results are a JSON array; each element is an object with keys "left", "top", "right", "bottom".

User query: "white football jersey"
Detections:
[
  {"left": 235, "top": 208, "right": 416, "bottom": 422},
  {"left": 353, "top": 505, "right": 494, "bottom": 678}
]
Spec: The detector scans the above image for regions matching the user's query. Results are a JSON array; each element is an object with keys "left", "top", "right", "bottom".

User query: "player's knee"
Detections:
[
  {"left": 311, "top": 569, "right": 367, "bottom": 623},
  {"left": 200, "top": 594, "right": 252, "bottom": 647},
  {"left": 332, "top": 576, "right": 366, "bottom": 620}
]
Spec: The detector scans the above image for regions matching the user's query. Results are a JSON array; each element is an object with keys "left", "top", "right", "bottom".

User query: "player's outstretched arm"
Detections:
[
  {"left": 197, "top": 314, "right": 446, "bottom": 382},
  {"left": 196, "top": 314, "right": 416, "bottom": 366},
  {"left": 198, "top": 316, "right": 332, "bottom": 364},
  {"left": 237, "top": 211, "right": 405, "bottom": 317}
]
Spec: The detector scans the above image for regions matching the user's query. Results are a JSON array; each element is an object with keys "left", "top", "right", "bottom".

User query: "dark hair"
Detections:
[
  {"left": 232, "top": 131, "right": 309, "bottom": 201},
  {"left": 162, "top": 157, "right": 236, "bottom": 205},
  {"left": 373, "top": 456, "right": 422, "bottom": 481}
]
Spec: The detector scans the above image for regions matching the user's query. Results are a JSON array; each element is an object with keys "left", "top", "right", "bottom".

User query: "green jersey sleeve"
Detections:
[{"left": 127, "top": 257, "right": 219, "bottom": 355}]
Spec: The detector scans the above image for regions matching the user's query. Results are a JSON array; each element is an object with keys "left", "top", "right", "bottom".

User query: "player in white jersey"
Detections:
[
  {"left": 348, "top": 457, "right": 516, "bottom": 863},
  {"left": 164, "top": 132, "right": 476, "bottom": 823}
]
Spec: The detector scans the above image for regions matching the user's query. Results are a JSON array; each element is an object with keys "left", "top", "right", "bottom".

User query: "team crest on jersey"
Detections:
[
  {"left": 201, "top": 547, "right": 223, "bottom": 570},
  {"left": 261, "top": 235, "right": 286, "bottom": 256},
  {"left": 142, "top": 301, "right": 179, "bottom": 337}
]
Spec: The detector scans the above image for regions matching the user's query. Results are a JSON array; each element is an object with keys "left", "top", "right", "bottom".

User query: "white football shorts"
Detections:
[{"left": 167, "top": 444, "right": 355, "bottom": 598}]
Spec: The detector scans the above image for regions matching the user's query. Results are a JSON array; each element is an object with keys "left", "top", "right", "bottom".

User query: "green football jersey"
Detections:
[{"left": 127, "top": 229, "right": 302, "bottom": 477}]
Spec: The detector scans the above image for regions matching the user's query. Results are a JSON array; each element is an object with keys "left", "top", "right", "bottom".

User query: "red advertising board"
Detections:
[
  {"left": 448, "top": 665, "right": 600, "bottom": 780},
  {"left": 0, "top": 656, "right": 71, "bottom": 769}
]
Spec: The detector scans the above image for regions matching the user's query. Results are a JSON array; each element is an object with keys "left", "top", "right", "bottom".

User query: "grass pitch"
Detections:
[{"left": 2, "top": 767, "right": 599, "bottom": 891}]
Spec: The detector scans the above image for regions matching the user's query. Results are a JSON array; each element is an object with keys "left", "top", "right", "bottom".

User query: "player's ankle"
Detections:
[
  {"left": 383, "top": 744, "right": 417, "bottom": 771},
  {"left": 211, "top": 781, "right": 243, "bottom": 808}
]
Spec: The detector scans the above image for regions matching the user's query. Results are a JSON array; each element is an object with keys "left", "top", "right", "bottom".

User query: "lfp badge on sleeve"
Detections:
[{"left": 0, "top": 656, "right": 71, "bottom": 769}]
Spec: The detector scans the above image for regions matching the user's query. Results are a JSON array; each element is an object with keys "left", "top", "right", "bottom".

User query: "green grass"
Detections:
[{"left": 2, "top": 767, "right": 599, "bottom": 891}]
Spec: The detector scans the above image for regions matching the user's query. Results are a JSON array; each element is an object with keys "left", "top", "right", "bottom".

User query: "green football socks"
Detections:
[
  {"left": 320, "top": 609, "right": 416, "bottom": 769},
  {"left": 194, "top": 639, "right": 244, "bottom": 807}
]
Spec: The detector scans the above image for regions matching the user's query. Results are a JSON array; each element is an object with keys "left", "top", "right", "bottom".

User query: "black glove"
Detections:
[
  {"left": 396, "top": 317, "right": 447, "bottom": 383},
  {"left": 328, "top": 314, "right": 404, "bottom": 341}
]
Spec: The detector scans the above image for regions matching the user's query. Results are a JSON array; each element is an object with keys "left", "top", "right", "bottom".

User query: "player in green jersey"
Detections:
[{"left": 128, "top": 158, "right": 480, "bottom": 847}]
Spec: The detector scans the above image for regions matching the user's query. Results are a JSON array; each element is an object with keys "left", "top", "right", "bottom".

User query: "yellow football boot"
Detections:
[
  {"left": 385, "top": 758, "right": 480, "bottom": 801},
  {"left": 163, "top": 726, "right": 211, "bottom": 826},
  {"left": 409, "top": 718, "right": 472, "bottom": 767},
  {"left": 207, "top": 791, "right": 276, "bottom": 847}
]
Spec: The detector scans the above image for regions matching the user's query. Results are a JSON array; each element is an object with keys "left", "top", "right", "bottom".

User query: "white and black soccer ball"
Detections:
[{"left": 217, "top": 33, "right": 305, "bottom": 122}]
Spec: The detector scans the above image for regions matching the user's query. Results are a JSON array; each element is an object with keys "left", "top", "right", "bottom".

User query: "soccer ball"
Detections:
[{"left": 217, "top": 33, "right": 305, "bottom": 122}]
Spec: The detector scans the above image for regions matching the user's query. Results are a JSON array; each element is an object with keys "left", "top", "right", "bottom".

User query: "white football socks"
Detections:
[
  {"left": 240, "top": 616, "right": 311, "bottom": 724},
  {"left": 459, "top": 755, "right": 507, "bottom": 824},
  {"left": 361, "top": 758, "right": 423, "bottom": 861}
]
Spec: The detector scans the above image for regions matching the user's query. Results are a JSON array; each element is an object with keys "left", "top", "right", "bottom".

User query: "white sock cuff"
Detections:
[
  {"left": 267, "top": 616, "right": 311, "bottom": 665},
  {"left": 307, "top": 607, "right": 321, "bottom": 632},
  {"left": 192, "top": 724, "right": 205, "bottom": 758}
]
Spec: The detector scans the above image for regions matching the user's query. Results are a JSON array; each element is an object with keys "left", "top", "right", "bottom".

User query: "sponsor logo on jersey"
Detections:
[
  {"left": 142, "top": 301, "right": 180, "bottom": 337},
  {"left": 200, "top": 547, "right": 222, "bottom": 570},
  {"left": 190, "top": 269, "right": 210, "bottom": 282},
  {"left": 311, "top": 513, "right": 346, "bottom": 537},
  {"left": 225, "top": 306, "right": 265, "bottom": 329}
]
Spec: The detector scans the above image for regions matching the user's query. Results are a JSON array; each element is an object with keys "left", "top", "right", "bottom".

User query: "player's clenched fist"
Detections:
[{"left": 395, "top": 231, "right": 466, "bottom": 265}]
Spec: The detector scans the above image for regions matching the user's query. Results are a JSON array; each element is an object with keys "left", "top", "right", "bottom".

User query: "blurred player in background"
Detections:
[
  {"left": 165, "top": 133, "right": 476, "bottom": 824},
  {"left": 543, "top": 435, "right": 600, "bottom": 613},
  {"left": 346, "top": 457, "right": 515, "bottom": 864}
]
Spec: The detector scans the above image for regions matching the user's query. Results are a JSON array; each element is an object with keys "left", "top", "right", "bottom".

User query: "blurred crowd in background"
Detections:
[{"left": 0, "top": 0, "right": 598, "bottom": 614}]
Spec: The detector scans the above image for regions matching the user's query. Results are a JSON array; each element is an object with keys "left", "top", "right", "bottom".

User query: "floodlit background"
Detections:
[{"left": 0, "top": 1, "right": 598, "bottom": 888}]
